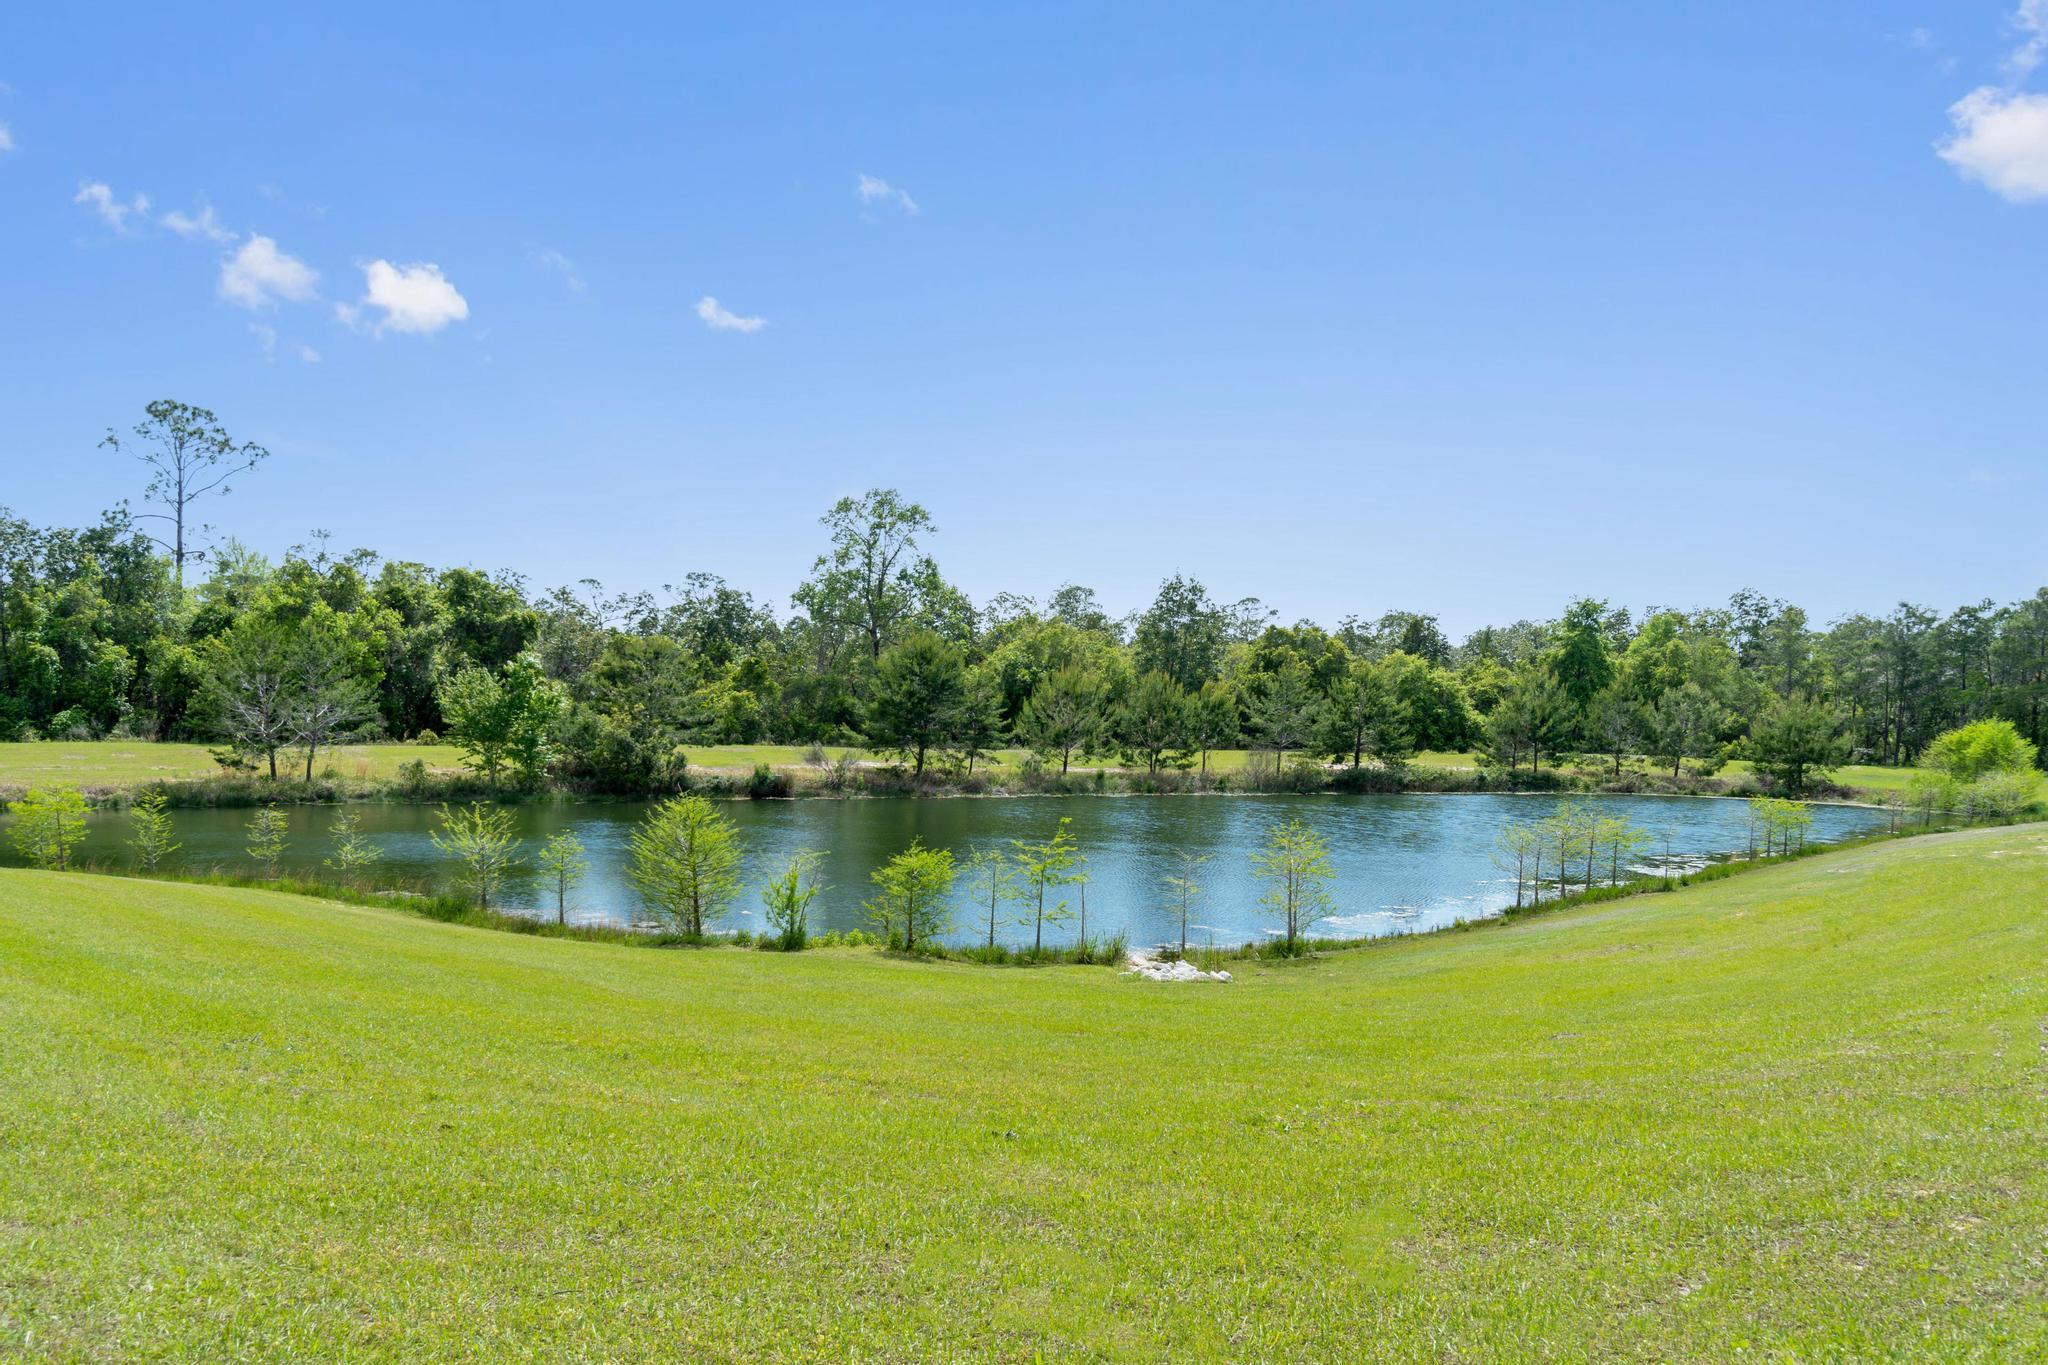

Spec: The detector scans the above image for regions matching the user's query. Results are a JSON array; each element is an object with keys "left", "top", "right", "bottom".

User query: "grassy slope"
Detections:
[{"left": 3, "top": 830, "right": 2044, "bottom": 1359}]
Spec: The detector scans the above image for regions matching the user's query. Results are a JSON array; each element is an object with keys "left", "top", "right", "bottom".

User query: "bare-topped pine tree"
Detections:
[{"left": 101, "top": 400, "right": 270, "bottom": 585}]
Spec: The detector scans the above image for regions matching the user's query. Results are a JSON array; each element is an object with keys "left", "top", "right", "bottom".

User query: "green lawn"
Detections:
[
  {"left": 0, "top": 740, "right": 471, "bottom": 791},
  {"left": 3, "top": 828, "right": 2043, "bottom": 1358}
]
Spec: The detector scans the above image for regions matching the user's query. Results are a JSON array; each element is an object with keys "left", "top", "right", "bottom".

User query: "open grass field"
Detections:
[
  {"left": 0, "top": 741, "right": 470, "bottom": 791},
  {"left": 3, "top": 828, "right": 2043, "bottom": 1358}
]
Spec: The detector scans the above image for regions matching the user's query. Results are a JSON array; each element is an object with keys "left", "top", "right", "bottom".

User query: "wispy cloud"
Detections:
[
  {"left": 162, "top": 202, "right": 235, "bottom": 243},
  {"left": 695, "top": 295, "right": 766, "bottom": 333},
  {"left": 534, "top": 248, "right": 584, "bottom": 292},
  {"left": 248, "top": 321, "right": 321, "bottom": 363},
  {"left": 856, "top": 173, "right": 919, "bottom": 215},
  {"left": 2005, "top": 0, "right": 2048, "bottom": 78},
  {"left": 355, "top": 259, "right": 470, "bottom": 334},
  {"left": 74, "top": 180, "right": 151, "bottom": 232},
  {"left": 0, "top": 122, "right": 15, "bottom": 155},
  {"left": 219, "top": 234, "right": 319, "bottom": 309}
]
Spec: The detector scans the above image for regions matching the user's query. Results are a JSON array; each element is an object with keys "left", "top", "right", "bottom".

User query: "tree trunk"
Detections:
[{"left": 267, "top": 747, "right": 278, "bottom": 781}]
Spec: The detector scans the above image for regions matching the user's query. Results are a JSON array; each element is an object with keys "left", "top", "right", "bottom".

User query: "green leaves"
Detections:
[
  {"left": 627, "top": 794, "right": 740, "bottom": 935},
  {"left": 437, "top": 655, "right": 567, "bottom": 787},
  {"left": 10, "top": 786, "right": 89, "bottom": 870},
  {"left": 1249, "top": 818, "right": 1335, "bottom": 950},
  {"left": 863, "top": 840, "right": 956, "bottom": 950},
  {"left": 429, "top": 803, "right": 521, "bottom": 910}
]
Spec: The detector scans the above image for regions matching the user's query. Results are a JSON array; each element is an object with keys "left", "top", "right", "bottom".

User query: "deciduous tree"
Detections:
[
  {"left": 628, "top": 794, "right": 740, "bottom": 935},
  {"left": 431, "top": 803, "right": 522, "bottom": 910},
  {"left": 864, "top": 840, "right": 956, "bottom": 951},
  {"left": 1251, "top": 818, "right": 1335, "bottom": 952}
]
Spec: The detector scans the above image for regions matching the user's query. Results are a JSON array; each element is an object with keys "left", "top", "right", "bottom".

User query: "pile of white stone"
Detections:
[{"left": 1121, "top": 948, "right": 1232, "bottom": 983}]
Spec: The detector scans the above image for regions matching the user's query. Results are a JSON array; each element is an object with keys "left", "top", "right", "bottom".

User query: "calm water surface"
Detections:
[{"left": 21, "top": 794, "right": 1890, "bottom": 948}]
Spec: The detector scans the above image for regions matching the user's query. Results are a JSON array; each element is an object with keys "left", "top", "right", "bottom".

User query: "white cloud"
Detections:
[
  {"left": 249, "top": 321, "right": 277, "bottom": 356},
  {"left": 535, "top": 248, "right": 584, "bottom": 291},
  {"left": 295, "top": 343, "right": 321, "bottom": 364},
  {"left": 1938, "top": 87, "right": 2048, "bottom": 200},
  {"left": 218, "top": 234, "right": 319, "bottom": 309},
  {"left": 162, "top": 203, "right": 235, "bottom": 243},
  {"left": 695, "top": 295, "right": 765, "bottom": 333},
  {"left": 856, "top": 173, "right": 919, "bottom": 215},
  {"left": 75, "top": 180, "right": 151, "bottom": 232},
  {"left": 356, "top": 259, "right": 469, "bottom": 334},
  {"left": 0, "top": 122, "right": 14, "bottom": 154}
]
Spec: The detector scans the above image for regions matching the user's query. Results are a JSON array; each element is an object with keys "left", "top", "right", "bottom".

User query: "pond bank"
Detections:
[{"left": 9, "top": 761, "right": 1893, "bottom": 813}]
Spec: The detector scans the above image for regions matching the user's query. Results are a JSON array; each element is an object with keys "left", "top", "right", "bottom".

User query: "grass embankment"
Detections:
[{"left": 4, "top": 828, "right": 2044, "bottom": 1358}]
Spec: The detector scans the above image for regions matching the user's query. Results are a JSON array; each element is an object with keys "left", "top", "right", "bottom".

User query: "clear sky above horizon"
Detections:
[{"left": 2, "top": 2, "right": 2044, "bottom": 636}]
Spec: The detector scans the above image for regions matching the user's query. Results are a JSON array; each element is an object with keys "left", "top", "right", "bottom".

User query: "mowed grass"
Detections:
[
  {"left": 0, "top": 740, "right": 469, "bottom": 790},
  {"left": 3, "top": 830, "right": 2045, "bottom": 1358}
]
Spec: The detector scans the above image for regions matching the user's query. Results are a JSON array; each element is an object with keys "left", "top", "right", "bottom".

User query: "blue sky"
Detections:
[{"left": 2, "top": 2, "right": 2044, "bottom": 634}]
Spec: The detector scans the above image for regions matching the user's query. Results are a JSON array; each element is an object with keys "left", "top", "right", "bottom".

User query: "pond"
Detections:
[{"left": 12, "top": 794, "right": 1891, "bottom": 949}]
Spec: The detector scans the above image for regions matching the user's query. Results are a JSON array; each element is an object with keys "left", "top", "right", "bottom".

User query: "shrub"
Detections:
[
  {"left": 759, "top": 848, "right": 827, "bottom": 950},
  {"left": 397, "top": 759, "right": 430, "bottom": 799},
  {"left": 1964, "top": 769, "right": 2042, "bottom": 822},
  {"left": 1921, "top": 719, "right": 2039, "bottom": 783},
  {"left": 43, "top": 707, "right": 95, "bottom": 741}
]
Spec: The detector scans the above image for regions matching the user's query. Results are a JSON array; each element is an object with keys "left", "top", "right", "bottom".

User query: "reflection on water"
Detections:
[{"left": 22, "top": 793, "right": 1888, "bottom": 949}]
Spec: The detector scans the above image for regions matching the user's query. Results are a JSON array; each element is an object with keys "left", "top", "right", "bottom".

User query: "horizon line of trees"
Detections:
[{"left": 5, "top": 404, "right": 2046, "bottom": 796}]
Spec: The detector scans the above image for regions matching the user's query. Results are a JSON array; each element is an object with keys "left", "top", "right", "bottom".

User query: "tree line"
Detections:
[{"left": 5, "top": 402, "right": 2047, "bottom": 796}]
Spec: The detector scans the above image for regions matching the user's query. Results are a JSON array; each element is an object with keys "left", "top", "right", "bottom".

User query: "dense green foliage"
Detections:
[
  {"left": 4, "top": 828, "right": 2044, "bottom": 1356},
  {"left": 8, "top": 424, "right": 2048, "bottom": 796}
]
